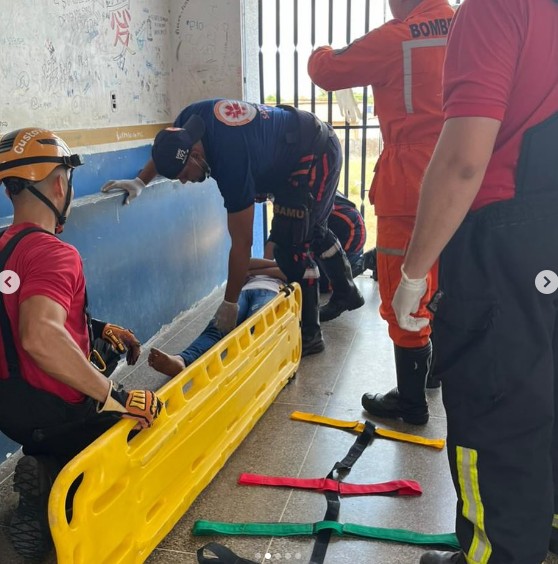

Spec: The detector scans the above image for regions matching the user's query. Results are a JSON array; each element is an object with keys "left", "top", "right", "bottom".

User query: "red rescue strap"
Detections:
[{"left": 238, "top": 473, "right": 422, "bottom": 496}]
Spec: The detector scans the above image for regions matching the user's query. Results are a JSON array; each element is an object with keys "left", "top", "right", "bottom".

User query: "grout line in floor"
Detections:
[
  {"left": 150, "top": 546, "right": 197, "bottom": 556},
  {"left": 0, "top": 470, "right": 14, "bottom": 488},
  {"left": 323, "top": 329, "right": 359, "bottom": 408},
  {"left": 272, "top": 400, "right": 330, "bottom": 408}
]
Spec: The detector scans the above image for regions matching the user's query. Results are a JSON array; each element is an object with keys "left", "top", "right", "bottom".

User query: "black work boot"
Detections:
[
  {"left": 10, "top": 455, "right": 61, "bottom": 560},
  {"left": 550, "top": 527, "right": 558, "bottom": 554},
  {"left": 349, "top": 248, "right": 377, "bottom": 279},
  {"left": 301, "top": 283, "right": 325, "bottom": 357},
  {"left": 319, "top": 250, "right": 365, "bottom": 322},
  {"left": 420, "top": 551, "right": 466, "bottom": 564},
  {"left": 361, "top": 342, "right": 431, "bottom": 425},
  {"left": 362, "top": 247, "right": 378, "bottom": 281},
  {"left": 362, "top": 248, "right": 377, "bottom": 276}
]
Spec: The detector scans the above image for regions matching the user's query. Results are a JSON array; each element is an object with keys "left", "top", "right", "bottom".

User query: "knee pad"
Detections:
[
  {"left": 274, "top": 244, "right": 319, "bottom": 284},
  {"left": 313, "top": 227, "right": 342, "bottom": 260}
]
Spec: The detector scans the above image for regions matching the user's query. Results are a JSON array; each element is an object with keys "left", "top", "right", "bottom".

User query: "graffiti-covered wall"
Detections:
[
  {"left": 0, "top": 0, "right": 242, "bottom": 133},
  {"left": 0, "top": 0, "right": 254, "bottom": 462}
]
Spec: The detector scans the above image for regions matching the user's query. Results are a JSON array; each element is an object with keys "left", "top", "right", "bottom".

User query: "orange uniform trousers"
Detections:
[{"left": 377, "top": 216, "right": 438, "bottom": 348}]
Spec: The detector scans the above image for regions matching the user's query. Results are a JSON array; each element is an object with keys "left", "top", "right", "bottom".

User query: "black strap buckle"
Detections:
[{"left": 64, "top": 153, "right": 84, "bottom": 168}]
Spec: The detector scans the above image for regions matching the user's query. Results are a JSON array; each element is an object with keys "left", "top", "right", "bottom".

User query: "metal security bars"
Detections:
[
  {"left": 251, "top": 0, "right": 463, "bottom": 247},
  {"left": 256, "top": 0, "right": 387, "bottom": 223}
]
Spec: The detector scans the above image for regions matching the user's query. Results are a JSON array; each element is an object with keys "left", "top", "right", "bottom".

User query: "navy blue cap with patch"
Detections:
[{"left": 151, "top": 115, "right": 206, "bottom": 179}]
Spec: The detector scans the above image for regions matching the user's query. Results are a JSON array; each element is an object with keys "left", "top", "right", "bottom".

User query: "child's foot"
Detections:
[{"left": 148, "top": 348, "right": 186, "bottom": 377}]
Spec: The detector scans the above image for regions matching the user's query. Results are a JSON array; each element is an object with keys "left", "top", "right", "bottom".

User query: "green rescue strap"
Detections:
[{"left": 193, "top": 520, "right": 460, "bottom": 550}]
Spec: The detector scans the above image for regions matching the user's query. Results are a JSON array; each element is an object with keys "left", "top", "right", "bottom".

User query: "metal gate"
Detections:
[{"left": 247, "top": 0, "right": 462, "bottom": 247}]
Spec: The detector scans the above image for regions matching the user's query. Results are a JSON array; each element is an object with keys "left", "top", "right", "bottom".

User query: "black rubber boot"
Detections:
[
  {"left": 420, "top": 551, "right": 466, "bottom": 564},
  {"left": 364, "top": 247, "right": 378, "bottom": 281},
  {"left": 363, "top": 248, "right": 377, "bottom": 276},
  {"left": 301, "top": 284, "right": 325, "bottom": 357},
  {"left": 10, "top": 455, "right": 62, "bottom": 561},
  {"left": 361, "top": 342, "right": 431, "bottom": 425},
  {"left": 319, "top": 250, "right": 365, "bottom": 322}
]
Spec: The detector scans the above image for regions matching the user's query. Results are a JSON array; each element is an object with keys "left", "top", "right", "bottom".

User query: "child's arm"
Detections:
[
  {"left": 247, "top": 265, "right": 288, "bottom": 283},
  {"left": 248, "top": 258, "right": 278, "bottom": 270}
]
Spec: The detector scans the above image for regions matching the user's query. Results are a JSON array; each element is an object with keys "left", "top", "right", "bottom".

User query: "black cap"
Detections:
[{"left": 151, "top": 115, "right": 206, "bottom": 179}]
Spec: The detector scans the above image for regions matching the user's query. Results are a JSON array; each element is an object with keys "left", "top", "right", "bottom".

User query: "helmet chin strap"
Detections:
[{"left": 25, "top": 169, "right": 74, "bottom": 234}]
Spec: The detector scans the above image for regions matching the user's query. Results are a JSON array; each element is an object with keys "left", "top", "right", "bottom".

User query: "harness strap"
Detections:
[
  {"left": 84, "top": 288, "right": 96, "bottom": 350},
  {"left": 238, "top": 473, "right": 422, "bottom": 496},
  {"left": 0, "top": 227, "right": 50, "bottom": 378},
  {"left": 290, "top": 411, "right": 446, "bottom": 450},
  {"left": 193, "top": 520, "right": 460, "bottom": 550},
  {"left": 0, "top": 226, "right": 97, "bottom": 380},
  {"left": 277, "top": 104, "right": 332, "bottom": 158}
]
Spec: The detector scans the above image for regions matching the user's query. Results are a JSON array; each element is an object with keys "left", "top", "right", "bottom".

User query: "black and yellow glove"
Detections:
[
  {"left": 97, "top": 382, "right": 162, "bottom": 429},
  {"left": 102, "top": 324, "right": 141, "bottom": 365}
]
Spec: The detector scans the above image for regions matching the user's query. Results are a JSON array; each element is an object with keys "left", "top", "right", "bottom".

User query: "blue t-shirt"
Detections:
[{"left": 174, "top": 99, "right": 300, "bottom": 213}]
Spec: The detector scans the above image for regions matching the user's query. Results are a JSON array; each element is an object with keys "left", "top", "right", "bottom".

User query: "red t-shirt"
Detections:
[
  {"left": 0, "top": 223, "right": 88, "bottom": 403},
  {"left": 443, "top": 0, "right": 558, "bottom": 210}
]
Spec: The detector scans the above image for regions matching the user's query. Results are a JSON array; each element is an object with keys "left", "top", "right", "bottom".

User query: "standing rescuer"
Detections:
[
  {"left": 102, "top": 99, "right": 365, "bottom": 356},
  {"left": 0, "top": 129, "right": 162, "bottom": 560},
  {"left": 308, "top": 0, "right": 454, "bottom": 425},
  {"left": 390, "top": 0, "right": 558, "bottom": 562}
]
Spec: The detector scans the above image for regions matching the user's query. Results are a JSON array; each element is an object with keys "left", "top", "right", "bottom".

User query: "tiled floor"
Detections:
[{"left": 0, "top": 277, "right": 556, "bottom": 564}]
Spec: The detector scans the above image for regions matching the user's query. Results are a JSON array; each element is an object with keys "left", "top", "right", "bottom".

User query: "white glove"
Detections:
[
  {"left": 213, "top": 300, "right": 239, "bottom": 334},
  {"left": 392, "top": 266, "right": 430, "bottom": 332},
  {"left": 101, "top": 177, "right": 146, "bottom": 205},
  {"left": 335, "top": 89, "right": 362, "bottom": 124}
]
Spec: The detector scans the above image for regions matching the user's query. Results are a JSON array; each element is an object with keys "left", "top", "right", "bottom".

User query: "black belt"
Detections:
[{"left": 278, "top": 104, "right": 332, "bottom": 159}]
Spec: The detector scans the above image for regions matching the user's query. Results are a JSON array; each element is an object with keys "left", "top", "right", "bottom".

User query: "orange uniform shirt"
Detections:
[{"left": 308, "top": 0, "right": 454, "bottom": 217}]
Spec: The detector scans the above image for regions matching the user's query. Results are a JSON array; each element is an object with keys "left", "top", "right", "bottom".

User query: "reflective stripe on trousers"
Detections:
[{"left": 456, "top": 447, "right": 492, "bottom": 564}]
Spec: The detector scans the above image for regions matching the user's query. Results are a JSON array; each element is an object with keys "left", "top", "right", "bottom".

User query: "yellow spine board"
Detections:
[
  {"left": 49, "top": 285, "right": 302, "bottom": 564},
  {"left": 290, "top": 411, "right": 445, "bottom": 450}
]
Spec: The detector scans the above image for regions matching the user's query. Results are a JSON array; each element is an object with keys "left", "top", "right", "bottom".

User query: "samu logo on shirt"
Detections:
[
  {"left": 273, "top": 204, "right": 306, "bottom": 219},
  {"left": 214, "top": 100, "right": 257, "bottom": 126}
]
